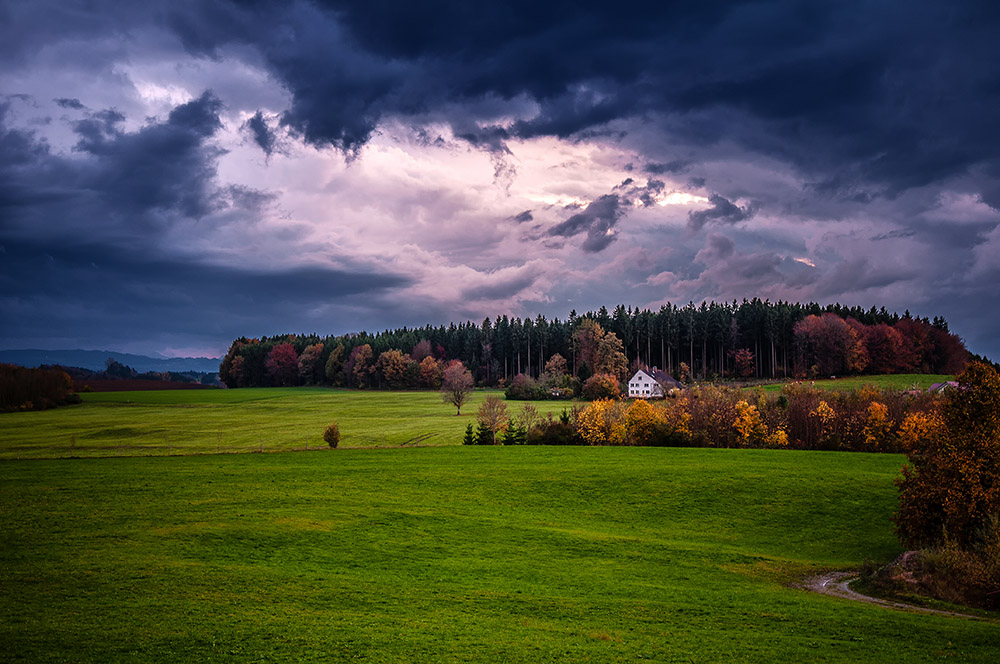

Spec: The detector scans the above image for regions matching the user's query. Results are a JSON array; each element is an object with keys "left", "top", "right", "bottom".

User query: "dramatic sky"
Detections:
[{"left": 2, "top": 1, "right": 999, "bottom": 360}]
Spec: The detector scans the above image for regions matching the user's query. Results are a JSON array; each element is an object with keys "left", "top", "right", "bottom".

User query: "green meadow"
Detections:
[
  {"left": 0, "top": 375, "right": 952, "bottom": 460},
  {"left": 1, "top": 447, "right": 996, "bottom": 663},
  {"left": 0, "top": 388, "right": 554, "bottom": 459},
  {"left": 756, "top": 373, "right": 951, "bottom": 393}
]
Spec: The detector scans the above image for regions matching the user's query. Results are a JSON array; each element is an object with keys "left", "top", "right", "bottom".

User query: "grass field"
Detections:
[
  {"left": 0, "top": 376, "right": 953, "bottom": 459},
  {"left": 755, "top": 373, "right": 952, "bottom": 393},
  {"left": 1, "top": 446, "right": 996, "bottom": 662},
  {"left": 0, "top": 388, "right": 566, "bottom": 459}
]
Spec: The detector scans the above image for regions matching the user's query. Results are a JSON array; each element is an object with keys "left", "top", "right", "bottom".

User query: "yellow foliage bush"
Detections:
[
  {"left": 863, "top": 401, "right": 892, "bottom": 450},
  {"left": 577, "top": 398, "right": 626, "bottom": 445},
  {"left": 734, "top": 400, "right": 766, "bottom": 447},
  {"left": 764, "top": 427, "right": 790, "bottom": 448},
  {"left": 624, "top": 399, "right": 667, "bottom": 446},
  {"left": 897, "top": 410, "right": 944, "bottom": 452}
]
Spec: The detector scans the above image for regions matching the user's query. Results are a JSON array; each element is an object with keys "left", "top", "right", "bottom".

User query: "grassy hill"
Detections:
[
  {"left": 0, "top": 388, "right": 541, "bottom": 459},
  {"left": 1, "top": 447, "right": 995, "bottom": 662}
]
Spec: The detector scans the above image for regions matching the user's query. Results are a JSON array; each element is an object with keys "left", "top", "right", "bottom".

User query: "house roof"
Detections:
[
  {"left": 649, "top": 368, "right": 683, "bottom": 389},
  {"left": 630, "top": 368, "right": 682, "bottom": 390}
]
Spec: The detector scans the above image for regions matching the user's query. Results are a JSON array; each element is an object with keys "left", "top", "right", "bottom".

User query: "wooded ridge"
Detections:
[{"left": 221, "top": 300, "right": 970, "bottom": 389}]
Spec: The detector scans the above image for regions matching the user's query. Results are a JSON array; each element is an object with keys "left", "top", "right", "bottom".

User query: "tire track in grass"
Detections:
[{"left": 801, "top": 572, "right": 993, "bottom": 621}]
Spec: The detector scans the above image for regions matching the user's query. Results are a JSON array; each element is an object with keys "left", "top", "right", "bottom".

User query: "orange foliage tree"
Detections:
[
  {"left": 894, "top": 362, "right": 1000, "bottom": 549},
  {"left": 582, "top": 373, "right": 620, "bottom": 400},
  {"left": 376, "top": 349, "right": 410, "bottom": 388}
]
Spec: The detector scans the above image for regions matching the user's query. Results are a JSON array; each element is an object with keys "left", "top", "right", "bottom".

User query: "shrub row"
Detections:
[{"left": 493, "top": 383, "right": 942, "bottom": 451}]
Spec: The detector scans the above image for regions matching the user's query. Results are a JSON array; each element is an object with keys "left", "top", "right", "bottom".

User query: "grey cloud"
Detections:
[
  {"left": 242, "top": 110, "right": 280, "bottom": 158},
  {"left": 548, "top": 194, "right": 622, "bottom": 253},
  {"left": 462, "top": 272, "right": 537, "bottom": 301},
  {"left": 547, "top": 178, "right": 671, "bottom": 252},
  {"left": 644, "top": 160, "right": 688, "bottom": 175},
  {"left": 872, "top": 229, "right": 916, "bottom": 241},
  {"left": 54, "top": 97, "right": 84, "bottom": 109},
  {"left": 814, "top": 258, "right": 917, "bottom": 299},
  {"left": 512, "top": 210, "right": 533, "bottom": 223},
  {"left": 696, "top": 233, "right": 734, "bottom": 263},
  {"left": 688, "top": 194, "right": 759, "bottom": 231}
]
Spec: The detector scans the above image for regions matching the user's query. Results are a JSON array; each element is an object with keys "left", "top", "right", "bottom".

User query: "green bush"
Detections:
[
  {"left": 323, "top": 422, "right": 341, "bottom": 448},
  {"left": 525, "top": 421, "right": 581, "bottom": 446}
]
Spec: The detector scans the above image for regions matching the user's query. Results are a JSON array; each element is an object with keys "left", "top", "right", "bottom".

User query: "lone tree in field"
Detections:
[
  {"left": 895, "top": 361, "right": 1000, "bottom": 549},
  {"left": 323, "top": 422, "right": 341, "bottom": 448},
  {"left": 441, "top": 360, "right": 474, "bottom": 415},
  {"left": 476, "top": 395, "right": 509, "bottom": 444}
]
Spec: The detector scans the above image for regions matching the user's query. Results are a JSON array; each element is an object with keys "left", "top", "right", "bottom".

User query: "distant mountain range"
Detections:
[{"left": 0, "top": 349, "right": 222, "bottom": 374}]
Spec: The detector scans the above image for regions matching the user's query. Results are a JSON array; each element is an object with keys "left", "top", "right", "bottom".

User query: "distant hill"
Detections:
[{"left": 0, "top": 349, "right": 221, "bottom": 374}]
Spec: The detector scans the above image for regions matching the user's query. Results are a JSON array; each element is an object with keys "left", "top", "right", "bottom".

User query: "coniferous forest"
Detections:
[{"left": 220, "top": 300, "right": 970, "bottom": 389}]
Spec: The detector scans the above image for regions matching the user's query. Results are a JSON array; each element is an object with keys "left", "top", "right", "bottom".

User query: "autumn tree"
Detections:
[
  {"left": 476, "top": 394, "right": 509, "bottom": 444},
  {"left": 229, "top": 355, "right": 246, "bottom": 387},
  {"left": 265, "top": 343, "right": 299, "bottom": 386},
  {"left": 895, "top": 362, "right": 1000, "bottom": 549},
  {"left": 418, "top": 356, "right": 443, "bottom": 388},
  {"left": 863, "top": 323, "right": 914, "bottom": 374},
  {"left": 624, "top": 399, "right": 666, "bottom": 446},
  {"left": 573, "top": 319, "right": 604, "bottom": 374},
  {"left": 344, "top": 344, "right": 373, "bottom": 388},
  {"left": 594, "top": 331, "right": 629, "bottom": 380},
  {"left": 582, "top": 373, "right": 620, "bottom": 401},
  {"left": 730, "top": 348, "right": 755, "bottom": 379},
  {"left": 298, "top": 343, "right": 325, "bottom": 385},
  {"left": 794, "top": 314, "right": 867, "bottom": 376},
  {"left": 219, "top": 340, "right": 244, "bottom": 388},
  {"left": 577, "top": 398, "right": 627, "bottom": 445},
  {"left": 324, "top": 343, "right": 345, "bottom": 385},
  {"left": 411, "top": 339, "right": 433, "bottom": 363},
  {"left": 441, "top": 360, "right": 474, "bottom": 415},
  {"left": 376, "top": 349, "right": 410, "bottom": 388},
  {"left": 542, "top": 353, "right": 568, "bottom": 384}
]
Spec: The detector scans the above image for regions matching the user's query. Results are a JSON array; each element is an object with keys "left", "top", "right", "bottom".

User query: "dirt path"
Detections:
[{"left": 800, "top": 572, "right": 990, "bottom": 620}]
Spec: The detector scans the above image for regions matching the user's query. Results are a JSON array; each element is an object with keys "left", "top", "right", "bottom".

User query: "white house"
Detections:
[{"left": 628, "top": 368, "right": 682, "bottom": 398}]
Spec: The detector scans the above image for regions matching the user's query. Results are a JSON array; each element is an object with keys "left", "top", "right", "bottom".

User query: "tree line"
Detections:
[
  {"left": 219, "top": 300, "right": 970, "bottom": 389},
  {"left": 1, "top": 364, "right": 81, "bottom": 412}
]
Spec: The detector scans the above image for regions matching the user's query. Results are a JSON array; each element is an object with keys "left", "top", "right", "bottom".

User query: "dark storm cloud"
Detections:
[
  {"left": 4, "top": 0, "right": 1000, "bottom": 359},
  {"left": 548, "top": 179, "right": 666, "bottom": 252},
  {"left": 0, "top": 92, "right": 226, "bottom": 233},
  {"left": 512, "top": 210, "right": 533, "bottom": 223},
  {"left": 242, "top": 110, "right": 279, "bottom": 158},
  {"left": 107, "top": 0, "right": 998, "bottom": 206},
  {"left": 22, "top": 0, "right": 993, "bottom": 204},
  {"left": 0, "top": 90, "right": 412, "bottom": 351},
  {"left": 0, "top": 237, "right": 410, "bottom": 347},
  {"left": 548, "top": 194, "right": 622, "bottom": 253},
  {"left": 688, "top": 194, "right": 759, "bottom": 231}
]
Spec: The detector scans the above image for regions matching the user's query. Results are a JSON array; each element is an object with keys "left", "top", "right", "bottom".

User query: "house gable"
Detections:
[{"left": 628, "top": 369, "right": 664, "bottom": 398}]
